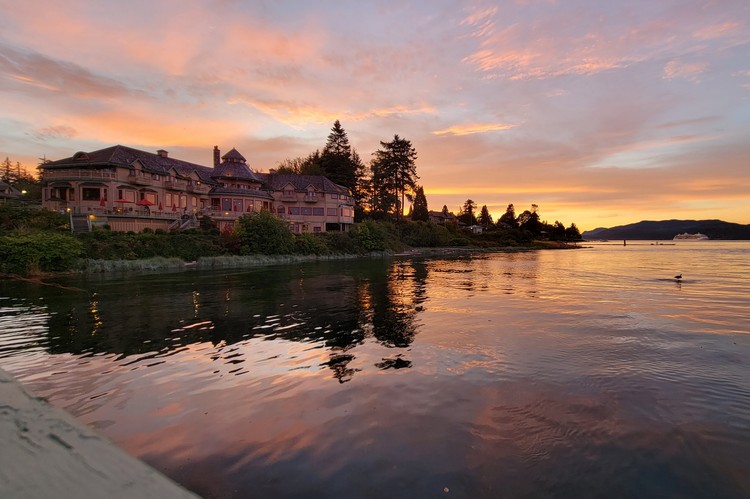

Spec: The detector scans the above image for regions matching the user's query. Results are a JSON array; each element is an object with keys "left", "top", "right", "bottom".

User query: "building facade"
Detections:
[{"left": 40, "top": 145, "right": 354, "bottom": 233}]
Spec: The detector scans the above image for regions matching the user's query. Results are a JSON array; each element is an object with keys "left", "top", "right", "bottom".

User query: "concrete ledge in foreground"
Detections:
[{"left": 0, "top": 368, "right": 198, "bottom": 499}]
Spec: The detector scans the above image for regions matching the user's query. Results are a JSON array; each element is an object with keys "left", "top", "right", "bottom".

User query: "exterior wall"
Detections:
[
  {"left": 271, "top": 190, "right": 354, "bottom": 233},
  {"left": 42, "top": 164, "right": 354, "bottom": 233}
]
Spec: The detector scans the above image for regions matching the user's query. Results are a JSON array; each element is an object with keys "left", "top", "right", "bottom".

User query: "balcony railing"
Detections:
[
  {"left": 303, "top": 194, "right": 318, "bottom": 203},
  {"left": 43, "top": 169, "right": 117, "bottom": 180}
]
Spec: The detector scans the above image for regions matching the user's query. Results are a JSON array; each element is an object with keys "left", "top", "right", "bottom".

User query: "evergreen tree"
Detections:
[
  {"left": 411, "top": 186, "right": 429, "bottom": 221},
  {"left": 370, "top": 135, "right": 418, "bottom": 218},
  {"left": 498, "top": 203, "right": 517, "bottom": 228},
  {"left": 479, "top": 205, "right": 493, "bottom": 227},
  {"left": 442, "top": 205, "right": 449, "bottom": 216},
  {"left": 565, "top": 223, "right": 581, "bottom": 240},
  {"left": 518, "top": 204, "right": 541, "bottom": 235},
  {"left": 321, "top": 120, "right": 356, "bottom": 189},
  {"left": 458, "top": 199, "right": 477, "bottom": 225}
]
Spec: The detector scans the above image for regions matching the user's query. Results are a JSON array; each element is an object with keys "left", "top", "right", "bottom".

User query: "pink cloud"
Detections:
[{"left": 662, "top": 60, "right": 708, "bottom": 80}]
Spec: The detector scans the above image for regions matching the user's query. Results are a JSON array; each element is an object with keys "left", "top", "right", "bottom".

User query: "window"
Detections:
[
  {"left": 82, "top": 188, "right": 100, "bottom": 201},
  {"left": 211, "top": 198, "right": 220, "bottom": 210},
  {"left": 313, "top": 226, "right": 322, "bottom": 233},
  {"left": 191, "top": 197, "right": 197, "bottom": 207},
  {"left": 313, "top": 208, "right": 324, "bottom": 216},
  {"left": 342, "top": 207, "right": 353, "bottom": 217},
  {"left": 327, "top": 208, "right": 337, "bottom": 216},
  {"left": 144, "top": 192, "right": 157, "bottom": 204},
  {"left": 277, "top": 206, "right": 285, "bottom": 215},
  {"left": 118, "top": 190, "right": 136, "bottom": 202},
  {"left": 301, "top": 207, "right": 313, "bottom": 216},
  {"left": 289, "top": 207, "right": 300, "bottom": 215},
  {"left": 246, "top": 200, "right": 254, "bottom": 212},
  {"left": 330, "top": 194, "right": 338, "bottom": 199},
  {"left": 232, "top": 199, "right": 243, "bottom": 212},
  {"left": 221, "top": 198, "right": 232, "bottom": 211}
]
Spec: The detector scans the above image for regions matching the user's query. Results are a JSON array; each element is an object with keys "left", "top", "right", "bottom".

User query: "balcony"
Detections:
[
  {"left": 43, "top": 169, "right": 116, "bottom": 180},
  {"left": 303, "top": 194, "right": 318, "bottom": 203},
  {"left": 186, "top": 183, "right": 210, "bottom": 194}
]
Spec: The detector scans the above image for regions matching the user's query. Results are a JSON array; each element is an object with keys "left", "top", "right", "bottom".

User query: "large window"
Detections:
[
  {"left": 301, "top": 207, "right": 313, "bottom": 216},
  {"left": 221, "top": 198, "right": 232, "bottom": 211},
  {"left": 289, "top": 207, "right": 300, "bottom": 215},
  {"left": 82, "top": 188, "right": 100, "bottom": 201},
  {"left": 313, "top": 208, "right": 324, "bottom": 216},
  {"left": 327, "top": 208, "right": 337, "bottom": 216}
]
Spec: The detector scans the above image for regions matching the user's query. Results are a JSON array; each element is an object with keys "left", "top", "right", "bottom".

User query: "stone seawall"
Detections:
[{"left": 0, "top": 368, "right": 198, "bottom": 498}]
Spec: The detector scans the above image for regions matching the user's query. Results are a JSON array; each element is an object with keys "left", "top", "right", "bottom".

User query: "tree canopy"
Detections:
[
  {"left": 411, "top": 186, "right": 428, "bottom": 222},
  {"left": 369, "top": 134, "right": 418, "bottom": 219}
]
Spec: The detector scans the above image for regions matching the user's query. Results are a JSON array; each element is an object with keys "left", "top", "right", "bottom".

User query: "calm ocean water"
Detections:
[{"left": 1, "top": 241, "right": 749, "bottom": 498}]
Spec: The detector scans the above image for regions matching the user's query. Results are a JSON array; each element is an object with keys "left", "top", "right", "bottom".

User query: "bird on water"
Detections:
[{"left": 674, "top": 274, "right": 682, "bottom": 280}]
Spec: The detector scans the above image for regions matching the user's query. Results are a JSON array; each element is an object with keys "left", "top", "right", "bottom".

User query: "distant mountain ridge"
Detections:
[{"left": 582, "top": 219, "right": 750, "bottom": 240}]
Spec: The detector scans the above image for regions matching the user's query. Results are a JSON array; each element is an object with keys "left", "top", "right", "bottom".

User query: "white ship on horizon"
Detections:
[{"left": 673, "top": 232, "right": 709, "bottom": 240}]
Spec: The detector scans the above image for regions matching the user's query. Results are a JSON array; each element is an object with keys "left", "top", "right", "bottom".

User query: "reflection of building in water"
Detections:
[{"left": 37, "top": 260, "right": 433, "bottom": 383}]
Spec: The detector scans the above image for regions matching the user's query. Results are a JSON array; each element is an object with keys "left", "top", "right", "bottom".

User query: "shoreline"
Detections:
[{"left": 1, "top": 241, "right": 580, "bottom": 283}]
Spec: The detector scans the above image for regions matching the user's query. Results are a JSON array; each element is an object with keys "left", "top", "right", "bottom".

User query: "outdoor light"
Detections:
[
  {"left": 66, "top": 208, "right": 71, "bottom": 212},
  {"left": 21, "top": 190, "right": 27, "bottom": 195},
  {"left": 89, "top": 214, "right": 95, "bottom": 219}
]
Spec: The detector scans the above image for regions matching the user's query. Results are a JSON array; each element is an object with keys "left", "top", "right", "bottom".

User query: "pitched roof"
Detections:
[
  {"left": 256, "top": 173, "right": 349, "bottom": 194},
  {"left": 209, "top": 186, "right": 274, "bottom": 199},
  {"left": 41, "top": 145, "right": 218, "bottom": 184}
]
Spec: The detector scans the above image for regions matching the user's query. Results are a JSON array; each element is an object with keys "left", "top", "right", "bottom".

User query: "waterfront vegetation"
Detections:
[
  {"left": 0, "top": 204, "right": 578, "bottom": 276},
  {"left": 1, "top": 121, "right": 581, "bottom": 276}
]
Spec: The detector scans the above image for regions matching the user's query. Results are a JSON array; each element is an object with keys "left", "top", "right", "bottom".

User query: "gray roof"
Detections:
[
  {"left": 209, "top": 186, "right": 274, "bottom": 199},
  {"left": 41, "top": 145, "right": 351, "bottom": 197},
  {"left": 256, "top": 173, "right": 349, "bottom": 195},
  {"left": 41, "top": 145, "right": 219, "bottom": 185}
]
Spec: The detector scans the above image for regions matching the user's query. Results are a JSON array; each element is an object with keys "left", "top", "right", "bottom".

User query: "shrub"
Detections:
[
  {"left": 235, "top": 211, "right": 294, "bottom": 254},
  {"left": 0, "top": 205, "right": 69, "bottom": 233},
  {"left": 351, "top": 220, "right": 388, "bottom": 252},
  {"left": 294, "top": 233, "right": 331, "bottom": 255},
  {"left": 0, "top": 232, "right": 83, "bottom": 275}
]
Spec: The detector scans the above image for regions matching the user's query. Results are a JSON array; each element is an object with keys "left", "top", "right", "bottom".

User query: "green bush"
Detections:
[
  {"left": 294, "top": 233, "right": 331, "bottom": 255},
  {"left": 0, "top": 205, "right": 69, "bottom": 233},
  {"left": 235, "top": 211, "right": 295, "bottom": 254},
  {"left": 0, "top": 232, "right": 83, "bottom": 275},
  {"left": 398, "top": 220, "right": 451, "bottom": 247},
  {"left": 351, "top": 220, "right": 388, "bottom": 251}
]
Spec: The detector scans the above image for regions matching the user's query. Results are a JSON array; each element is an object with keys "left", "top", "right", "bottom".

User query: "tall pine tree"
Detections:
[
  {"left": 411, "top": 186, "right": 429, "bottom": 221},
  {"left": 321, "top": 120, "right": 356, "bottom": 189},
  {"left": 370, "top": 135, "right": 418, "bottom": 219}
]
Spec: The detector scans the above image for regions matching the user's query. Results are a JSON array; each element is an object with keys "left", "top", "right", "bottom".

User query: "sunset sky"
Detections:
[{"left": 1, "top": 0, "right": 749, "bottom": 230}]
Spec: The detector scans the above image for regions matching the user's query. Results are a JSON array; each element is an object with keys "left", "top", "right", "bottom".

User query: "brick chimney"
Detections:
[
  {"left": 213, "top": 146, "right": 220, "bottom": 167},
  {"left": 157, "top": 149, "right": 168, "bottom": 158}
]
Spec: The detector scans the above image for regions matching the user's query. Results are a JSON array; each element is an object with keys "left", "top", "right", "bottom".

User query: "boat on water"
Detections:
[{"left": 673, "top": 232, "right": 709, "bottom": 240}]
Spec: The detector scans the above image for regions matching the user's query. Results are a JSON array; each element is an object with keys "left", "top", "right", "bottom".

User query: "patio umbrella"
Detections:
[
  {"left": 158, "top": 202, "right": 163, "bottom": 210},
  {"left": 136, "top": 198, "right": 155, "bottom": 206},
  {"left": 99, "top": 198, "right": 106, "bottom": 207},
  {"left": 172, "top": 204, "right": 177, "bottom": 212},
  {"left": 115, "top": 198, "right": 133, "bottom": 204}
]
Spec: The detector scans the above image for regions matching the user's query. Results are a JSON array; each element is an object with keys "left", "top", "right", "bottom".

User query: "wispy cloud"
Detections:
[
  {"left": 663, "top": 60, "right": 708, "bottom": 80},
  {"left": 433, "top": 123, "right": 517, "bottom": 136}
]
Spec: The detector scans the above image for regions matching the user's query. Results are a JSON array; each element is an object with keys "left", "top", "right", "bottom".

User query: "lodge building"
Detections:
[{"left": 40, "top": 145, "right": 355, "bottom": 233}]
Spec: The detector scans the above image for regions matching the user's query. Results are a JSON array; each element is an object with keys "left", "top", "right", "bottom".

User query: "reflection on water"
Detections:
[{"left": 1, "top": 242, "right": 750, "bottom": 498}]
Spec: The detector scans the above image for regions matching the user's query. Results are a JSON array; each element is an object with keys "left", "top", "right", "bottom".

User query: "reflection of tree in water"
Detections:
[{"left": 31, "top": 259, "right": 430, "bottom": 382}]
